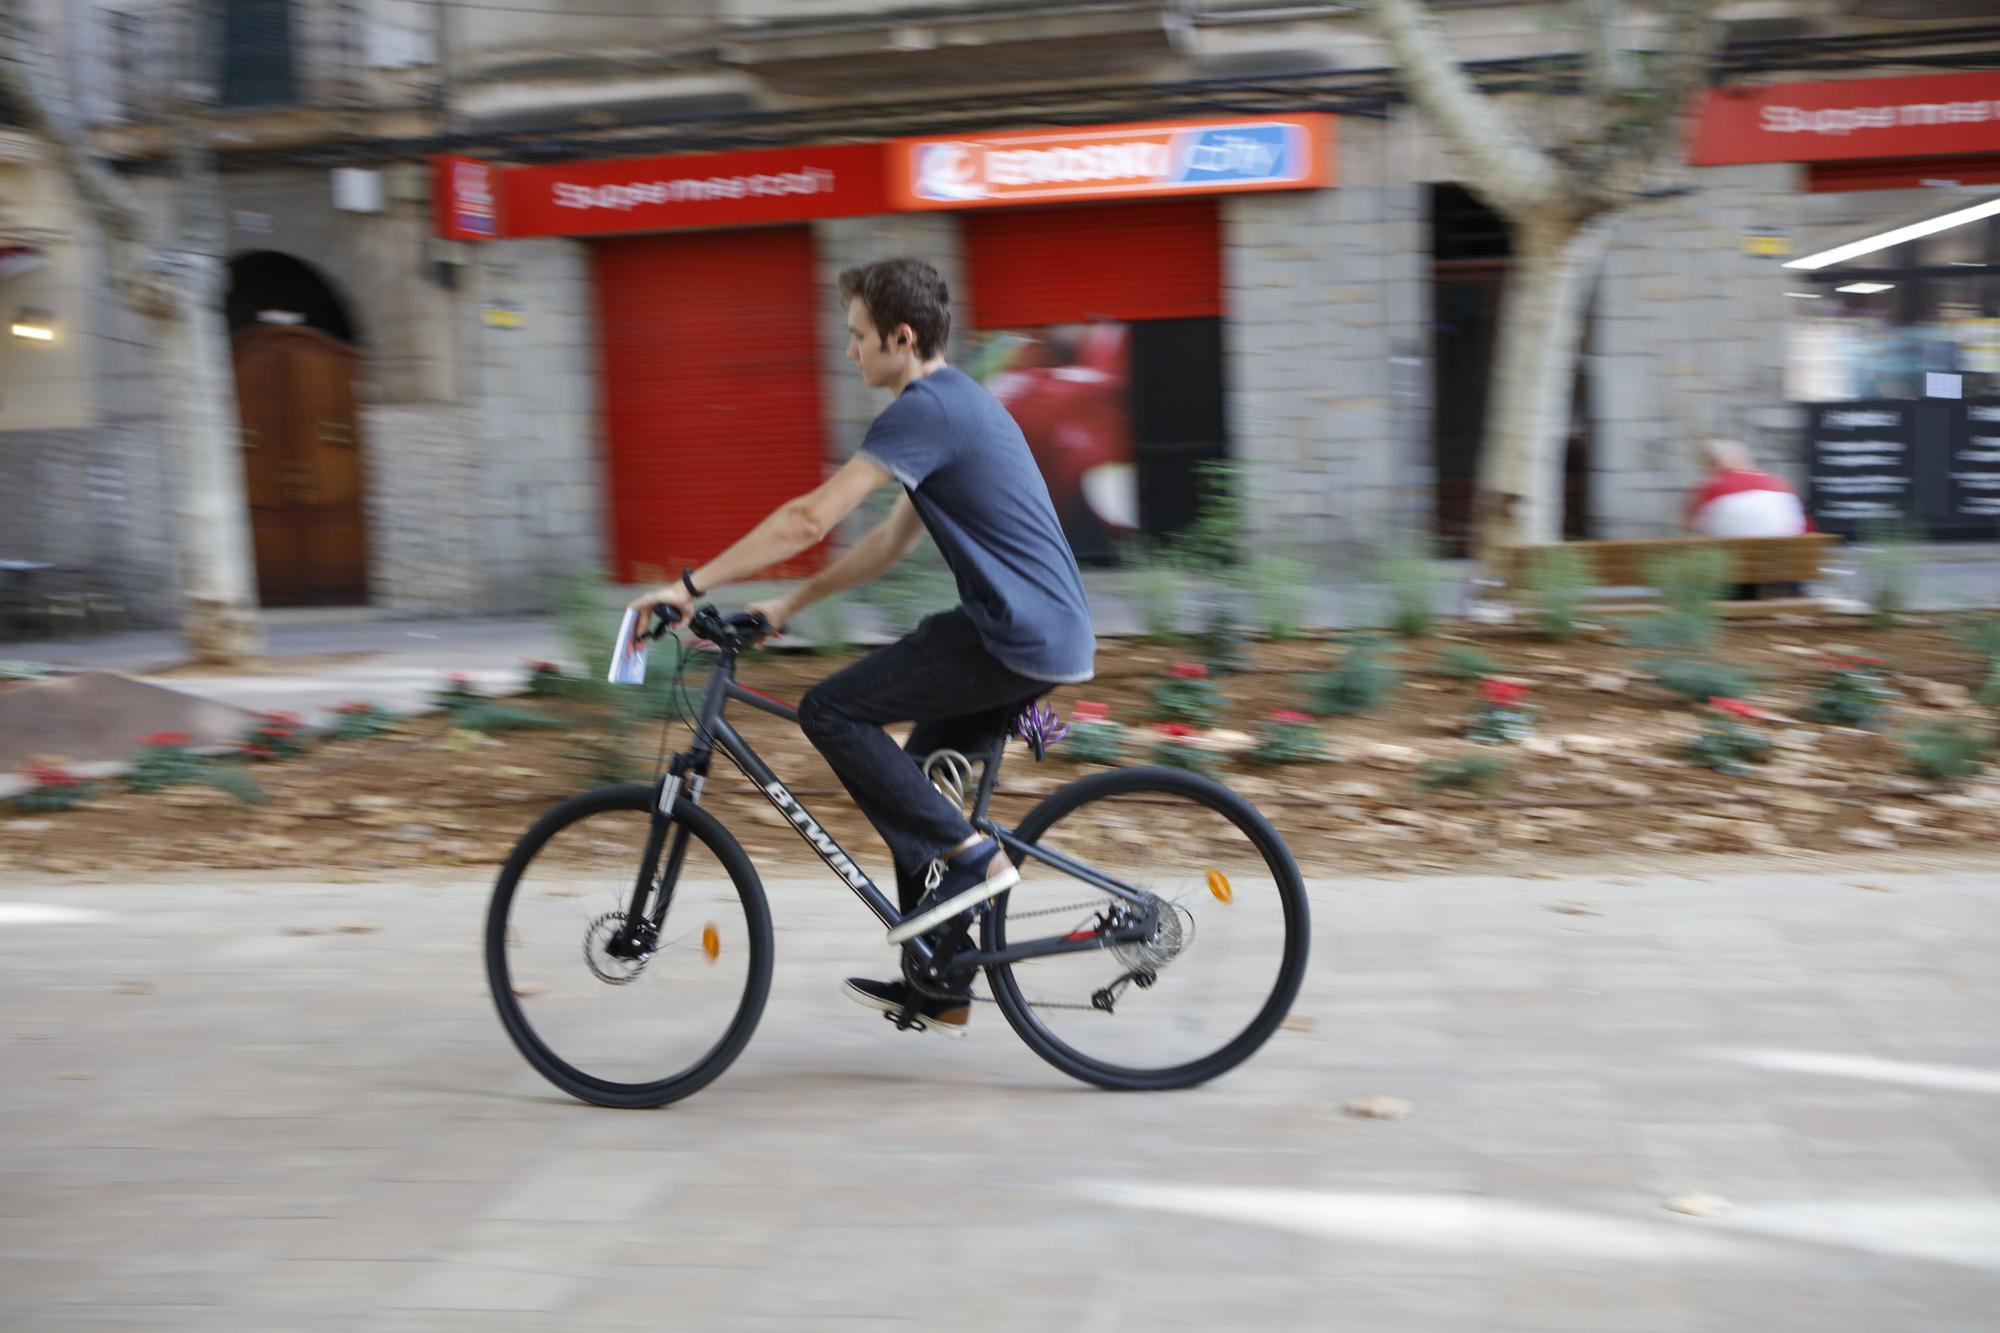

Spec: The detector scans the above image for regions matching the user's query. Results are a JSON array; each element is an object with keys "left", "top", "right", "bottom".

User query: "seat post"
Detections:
[{"left": 969, "top": 733, "right": 1008, "bottom": 823}]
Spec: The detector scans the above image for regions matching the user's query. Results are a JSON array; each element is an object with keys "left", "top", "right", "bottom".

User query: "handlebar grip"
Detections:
[{"left": 646, "top": 605, "right": 683, "bottom": 640}]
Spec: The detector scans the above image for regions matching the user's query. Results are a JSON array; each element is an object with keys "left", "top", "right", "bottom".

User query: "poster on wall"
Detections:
[
  {"left": 967, "top": 323, "right": 1135, "bottom": 565},
  {"left": 1952, "top": 400, "right": 2000, "bottom": 525},
  {"left": 1806, "top": 400, "right": 1917, "bottom": 534}
]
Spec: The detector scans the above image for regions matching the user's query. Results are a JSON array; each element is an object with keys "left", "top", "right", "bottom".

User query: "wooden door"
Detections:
[{"left": 232, "top": 327, "right": 369, "bottom": 606}]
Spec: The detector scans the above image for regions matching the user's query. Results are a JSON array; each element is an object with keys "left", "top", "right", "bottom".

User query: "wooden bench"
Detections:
[{"left": 1496, "top": 534, "right": 1842, "bottom": 615}]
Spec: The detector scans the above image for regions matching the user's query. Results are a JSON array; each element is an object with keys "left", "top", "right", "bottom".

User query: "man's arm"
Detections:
[
  {"left": 755, "top": 495, "right": 925, "bottom": 627},
  {"left": 627, "top": 454, "right": 893, "bottom": 619}
]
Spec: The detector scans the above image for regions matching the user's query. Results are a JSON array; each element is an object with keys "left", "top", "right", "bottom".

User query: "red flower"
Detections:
[
  {"left": 24, "top": 763, "right": 80, "bottom": 787},
  {"left": 333, "top": 701, "right": 371, "bottom": 714},
  {"left": 525, "top": 659, "right": 557, "bottom": 671},
  {"left": 1168, "top": 662, "right": 1209, "bottom": 680},
  {"left": 1269, "top": 710, "right": 1313, "bottom": 724},
  {"left": 1480, "top": 679, "right": 1529, "bottom": 707},
  {"left": 1709, "top": 697, "right": 1760, "bottom": 719},
  {"left": 243, "top": 743, "right": 274, "bottom": 759},
  {"left": 1073, "top": 700, "right": 1110, "bottom": 722},
  {"left": 1155, "top": 722, "right": 1197, "bottom": 739},
  {"left": 257, "top": 710, "right": 301, "bottom": 726},
  {"left": 446, "top": 672, "right": 471, "bottom": 686},
  {"left": 143, "top": 731, "right": 191, "bottom": 748}
]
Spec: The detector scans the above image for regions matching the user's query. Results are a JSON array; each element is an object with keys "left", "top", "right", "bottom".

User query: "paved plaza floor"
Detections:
[{"left": 2, "top": 860, "right": 1996, "bottom": 1331}]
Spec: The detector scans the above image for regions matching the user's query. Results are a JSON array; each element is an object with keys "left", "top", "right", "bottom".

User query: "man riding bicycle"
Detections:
[{"left": 629, "top": 258, "right": 1097, "bottom": 1037}]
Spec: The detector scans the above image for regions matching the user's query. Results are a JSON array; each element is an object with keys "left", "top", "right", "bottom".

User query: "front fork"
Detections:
[{"left": 607, "top": 754, "right": 706, "bottom": 961}]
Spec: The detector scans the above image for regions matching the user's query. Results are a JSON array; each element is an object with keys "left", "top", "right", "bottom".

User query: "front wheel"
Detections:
[
  {"left": 983, "top": 766, "right": 1310, "bottom": 1091},
  {"left": 485, "top": 784, "right": 773, "bottom": 1108}
]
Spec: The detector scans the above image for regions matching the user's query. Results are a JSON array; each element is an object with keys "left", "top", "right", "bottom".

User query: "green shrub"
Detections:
[
  {"left": 200, "top": 763, "right": 267, "bottom": 805},
  {"left": 1466, "top": 679, "right": 1538, "bottom": 744},
  {"left": 1805, "top": 655, "right": 1899, "bottom": 728},
  {"left": 452, "top": 703, "right": 564, "bottom": 734},
  {"left": 1646, "top": 658, "right": 1757, "bottom": 705},
  {"left": 1859, "top": 521, "right": 1922, "bottom": 627},
  {"left": 0, "top": 660, "right": 52, "bottom": 681},
  {"left": 1417, "top": 756, "right": 1509, "bottom": 793},
  {"left": 1064, "top": 718, "right": 1129, "bottom": 766},
  {"left": 1905, "top": 723, "right": 1989, "bottom": 785},
  {"left": 1685, "top": 702, "right": 1774, "bottom": 775},
  {"left": 237, "top": 711, "right": 309, "bottom": 762},
  {"left": 1374, "top": 546, "right": 1444, "bottom": 639},
  {"left": 1951, "top": 610, "right": 2000, "bottom": 662},
  {"left": 1239, "top": 551, "right": 1311, "bottom": 641},
  {"left": 328, "top": 701, "right": 396, "bottom": 742},
  {"left": 1523, "top": 546, "right": 1593, "bottom": 642},
  {"left": 1979, "top": 659, "right": 2000, "bottom": 715},
  {"left": 12, "top": 763, "right": 93, "bottom": 812},
  {"left": 1246, "top": 710, "right": 1330, "bottom": 765},
  {"left": 1437, "top": 645, "right": 1498, "bottom": 681},
  {"left": 1307, "top": 638, "right": 1401, "bottom": 717},
  {"left": 124, "top": 733, "right": 201, "bottom": 792},
  {"left": 1149, "top": 663, "right": 1226, "bottom": 723},
  {"left": 1195, "top": 601, "right": 1253, "bottom": 677},
  {"left": 522, "top": 659, "right": 568, "bottom": 697},
  {"left": 1148, "top": 725, "right": 1219, "bottom": 778},
  {"left": 785, "top": 591, "right": 857, "bottom": 656},
  {"left": 1627, "top": 548, "right": 1729, "bottom": 656},
  {"left": 434, "top": 673, "right": 483, "bottom": 714},
  {"left": 1127, "top": 547, "right": 1186, "bottom": 642}
]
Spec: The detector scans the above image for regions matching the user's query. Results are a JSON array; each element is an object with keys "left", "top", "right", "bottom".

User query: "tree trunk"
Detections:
[
  {"left": 1473, "top": 213, "right": 1611, "bottom": 560},
  {"left": 164, "top": 248, "right": 262, "bottom": 662}
]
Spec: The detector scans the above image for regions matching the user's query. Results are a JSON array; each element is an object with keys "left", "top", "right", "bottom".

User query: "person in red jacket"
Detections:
[{"left": 1683, "top": 438, "right": 1812, "bottom": 599}]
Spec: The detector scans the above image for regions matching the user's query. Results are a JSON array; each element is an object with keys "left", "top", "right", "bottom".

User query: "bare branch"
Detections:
[
  {"left": 1370, "top": 0, "right": 1567, "bottom": 221},
  {"left": 0, "top": 0, "right": 172, "bottom": 313},
  {"left": 1581, "top": 0, "right": 1628, "bottom": 102},
  {"left": 1585, "top": 0, "right": 1723, "bottom": 207}
]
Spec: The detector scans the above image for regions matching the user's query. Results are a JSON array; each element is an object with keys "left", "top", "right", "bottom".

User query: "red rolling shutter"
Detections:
[
  {"left": 963, "top": 199, "right": 1223, "bottom": 328},
  {"left": 593, "top": 226, "right": 829, "bottom": 583}
]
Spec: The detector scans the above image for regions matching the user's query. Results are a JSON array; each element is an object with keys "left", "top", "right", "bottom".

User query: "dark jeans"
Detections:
[{"left": 797, "top": 609, "right": 1046, "bottom": 913}]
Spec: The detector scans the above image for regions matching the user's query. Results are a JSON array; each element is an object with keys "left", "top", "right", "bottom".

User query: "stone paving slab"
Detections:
[{"left": 1, "top": 864, "right": 1997, "bottom": 1330}]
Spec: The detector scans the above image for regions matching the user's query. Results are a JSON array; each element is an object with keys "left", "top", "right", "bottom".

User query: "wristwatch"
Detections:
[{"left": 680, "top": 567, "right": 703, "bottom": 598}]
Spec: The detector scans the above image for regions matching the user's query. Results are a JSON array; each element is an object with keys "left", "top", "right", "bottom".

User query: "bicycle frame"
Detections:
[{"left": 640, "top": 646, "right": 1153, "bottom": 970}]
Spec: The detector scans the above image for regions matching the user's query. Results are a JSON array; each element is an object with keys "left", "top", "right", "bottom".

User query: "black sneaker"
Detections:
[
  {"left": 841, "top": 977, "right": 971, "bottom": 1038},
  {"left": 884, "top": 837, "right": 1020, "bottom": 946}
]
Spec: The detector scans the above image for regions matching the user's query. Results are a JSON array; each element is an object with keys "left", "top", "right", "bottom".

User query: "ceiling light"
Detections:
[
  {"left": 9, "top": 308, "right": 54, "bottom": 341},
  {"left": 1784, "top": 291, "right": 1822, "bottom": 299},
  {"left": 1835, "top": 282, "right": 1895, "bottom": 294},
  {"left": 1783, "top": 197, "right": 2000, "bottom": 271}
]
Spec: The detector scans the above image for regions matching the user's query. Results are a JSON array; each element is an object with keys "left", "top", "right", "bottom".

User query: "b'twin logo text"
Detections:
[
  {"left": 1761, "top": 99, "right": 2000, "bottom": 136},
  {"left": 764, "top": 781, "right": 869, "bottom": 889}
]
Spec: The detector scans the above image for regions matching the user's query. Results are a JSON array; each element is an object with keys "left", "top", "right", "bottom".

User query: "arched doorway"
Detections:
[{"left": 225, "top": 252, "right": 369, "bottom": 606}]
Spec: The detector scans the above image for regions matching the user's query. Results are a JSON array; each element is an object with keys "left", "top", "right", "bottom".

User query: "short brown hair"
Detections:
[{"left": 839, "top": 258, "right": 951, "bottom": 359}]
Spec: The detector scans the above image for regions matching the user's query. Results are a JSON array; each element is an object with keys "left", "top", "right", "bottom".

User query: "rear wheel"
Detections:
[
  {"left": 485, "top": 784, "right": 772, "bottom": 1108},
  {"left": 982, "top": 766, "right": 1310, "bottom": 1091}
]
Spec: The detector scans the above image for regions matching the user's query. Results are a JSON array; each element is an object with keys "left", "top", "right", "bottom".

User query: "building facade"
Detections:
[{"left": 4, "top": 1, "right": 1998, "bottom": 627}]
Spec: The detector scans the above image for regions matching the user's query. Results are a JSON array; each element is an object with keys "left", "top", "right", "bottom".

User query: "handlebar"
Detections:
[{"left": 644, "top": 604, "right": 775, "bottom": 655}]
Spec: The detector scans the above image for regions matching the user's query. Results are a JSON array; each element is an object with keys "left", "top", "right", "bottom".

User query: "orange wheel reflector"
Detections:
[
  {"left": 701, "top": 923, "right": 720, "bottom": 962},
  {"left": 1207, "top": 869, "right": 1233, "bottom": 903}
]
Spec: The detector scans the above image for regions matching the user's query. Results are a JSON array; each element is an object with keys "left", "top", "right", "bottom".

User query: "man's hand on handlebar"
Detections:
[
  {"left": 745, "top": 596, "right": 793, "bottom": 641},
  {"left": 627, "top": 583, "right": 693, "bottom": 646}
]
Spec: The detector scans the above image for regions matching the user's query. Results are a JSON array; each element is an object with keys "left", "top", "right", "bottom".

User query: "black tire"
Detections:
[
  {"left": 486, "top": 784, "right": 773, "bottom": 1109},
  {"left": 983, "top": 766, "right": 1310, "bottom": 1092}
]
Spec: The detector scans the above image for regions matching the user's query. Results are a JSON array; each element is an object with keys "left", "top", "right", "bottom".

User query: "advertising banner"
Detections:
[
  {"left": 431, "top": 155, "right": 500, "bottom": 241},
  {"left": 1691, "top": 72, "right": 2000, "bottom": 166},
  {"left": 889, "top": 115, "right": 1335, "bottom": 210},
  {"left": 499, "top": 143, "right": 887, "bottom": 238}
]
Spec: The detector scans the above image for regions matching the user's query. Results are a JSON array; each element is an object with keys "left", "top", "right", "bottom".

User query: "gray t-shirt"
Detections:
[{"left": 858, "top": 367, "right": 1096, "bottom": 684}]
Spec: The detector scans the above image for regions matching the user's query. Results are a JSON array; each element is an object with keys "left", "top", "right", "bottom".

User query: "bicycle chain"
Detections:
[{"left": 904, "top": 898, "right": 1134, "bottom": 1013}]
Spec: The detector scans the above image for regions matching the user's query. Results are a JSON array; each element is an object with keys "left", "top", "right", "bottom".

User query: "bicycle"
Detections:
[{"left": 485, "top": 604, "right": 1310, "bottom": 1108}]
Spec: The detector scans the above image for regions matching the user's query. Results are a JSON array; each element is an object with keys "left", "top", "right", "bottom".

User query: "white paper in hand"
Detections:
[{"left": 608, "top": 608, "right": 649, "bottom": 685}]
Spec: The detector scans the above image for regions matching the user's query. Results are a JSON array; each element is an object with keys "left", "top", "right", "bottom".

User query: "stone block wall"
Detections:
[
  {"left": 462, "top": 237, "right": 606, "bottom": 610},
  {"left": 0, "top": 421, "right": 181, "bottom": 628},
  {"left": 1223, "top": 174, "right": 1430, "bottom": 561},
  {"left": 1589, "top": 162, "right": 1803, "bottom": 538}
]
